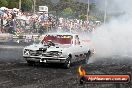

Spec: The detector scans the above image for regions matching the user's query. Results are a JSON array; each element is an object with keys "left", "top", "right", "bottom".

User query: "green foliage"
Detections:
[
  {"left": 21, "top": 0, "right": 32, "bottom": 12},
  {"left": 0, "top": 0, "right": 8, "bottom": 7},
  {"left": 79, "top": 13, "right": 86, "bottom": 21},
  {"left": 89, "top": 3, "right": 96, "bottom": 11},
  {"left": 51, "top": 0, "right": 98, "bottom": 19},
  {"left": 61, "top": 7, "right": 74, "bottom": 18},
  {"left": 0, "top": 0, "right": 103, "bottom": 20},
  {"left": 63, "top": 7, "right": 73, "bottom": 14},
  {"left": 0, "top": 0, "right": 32, "bottom": 11},
  {"left": 88, "top": 16, "right": 97, "bottom": 21},
  {"left": 60, "top": 7, "right": 73, "bottom": 18},
  {"left": 6, "top": 0, "right": 19, "bottom": 8}
]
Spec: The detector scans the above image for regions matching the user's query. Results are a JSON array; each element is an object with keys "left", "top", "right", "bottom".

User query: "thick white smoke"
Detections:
[{"left": 89, "top": 0, "right": 132, "bottom": 61}]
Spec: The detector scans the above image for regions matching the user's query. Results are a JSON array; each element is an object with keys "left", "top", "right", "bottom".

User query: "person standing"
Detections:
[{"left": 0, "top": 13, "right": 3, "bottom": 33}]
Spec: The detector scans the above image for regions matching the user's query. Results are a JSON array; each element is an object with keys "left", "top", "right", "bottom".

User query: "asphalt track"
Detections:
[{"left": 0, "top": 43, "right": 132, "bottom": 88}]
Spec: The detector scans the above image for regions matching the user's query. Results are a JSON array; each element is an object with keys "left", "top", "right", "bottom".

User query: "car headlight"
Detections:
[
  {"left": 24, "top": 49, "right": 30, "bottom": 55},
  {"left": 57, "top": 52, "right": 63, "bottom": 57},
  {"left": 58, "top": 52, "right": 62, "bottom": 55}
]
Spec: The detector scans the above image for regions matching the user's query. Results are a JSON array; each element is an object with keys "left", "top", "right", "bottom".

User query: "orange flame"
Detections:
[{"left": 78, "top": 66, "right": 86, "bottom": 76}]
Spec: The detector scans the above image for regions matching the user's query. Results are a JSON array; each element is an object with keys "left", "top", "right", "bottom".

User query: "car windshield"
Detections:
[{"left": 42, "top": 35, "right": 72, "bottom": 45}]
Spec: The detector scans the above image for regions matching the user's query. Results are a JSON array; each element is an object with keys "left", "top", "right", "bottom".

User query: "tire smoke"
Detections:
[{"left": 90, "top": 0, "right": 132, "bottom": 61}]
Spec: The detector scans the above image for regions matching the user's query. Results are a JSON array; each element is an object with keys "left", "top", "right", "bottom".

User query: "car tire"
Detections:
[
  {"left": 64, "top": 57, "right": 71, "bottom": 69},
  {"left": 27, "top": 61, "right": 35, "bottom": 66},
  {"left": 84, "top": 51, "right": 91, "bottom": 64}
]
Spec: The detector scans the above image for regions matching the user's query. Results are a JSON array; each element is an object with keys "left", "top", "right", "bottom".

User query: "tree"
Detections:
[
  {"left": 21, "top": 0, "right": 32, "bottom": 12},
  {"left": 0, "top": 0, "right": 8, "bottom": 7},
  {"left": 6, "top": 0, "right": 18, "bottom": 8},
  {"left": 61, "top": 7, "right": 73, "bottom": 18},
  {"left": 89, "top": 3, "right": 96, "bottom": 12},
  {"left": 6, "top": 0, "right": 32, "bottom": 11},
  {"left": 79, "top": 13, "right": 86, "bottom": 21},
  {"left": 63, "top": 7, "right": 73, "bottom": 15}
]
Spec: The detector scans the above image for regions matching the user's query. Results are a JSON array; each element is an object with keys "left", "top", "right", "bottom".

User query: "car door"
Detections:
[{"left": 74, "top": 35, "right": 85, "bottom": 61}]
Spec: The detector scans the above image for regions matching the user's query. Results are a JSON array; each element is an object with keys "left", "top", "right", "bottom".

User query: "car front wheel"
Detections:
[
  {"left": 64, "top": 57, "right": 71, "bottom": 69},
  {"left": 27, "top": 61, "right": 35, "bottom": 66}
]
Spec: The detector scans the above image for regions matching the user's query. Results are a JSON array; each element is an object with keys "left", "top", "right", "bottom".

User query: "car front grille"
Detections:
[
  {"left": 30, "top": 50, "right": 43, "bottom": 56},
  {"left": 42, "top": 51, "right": 60, "bottom": 57}
]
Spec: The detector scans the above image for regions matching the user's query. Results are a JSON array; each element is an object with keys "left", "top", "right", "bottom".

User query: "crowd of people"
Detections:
[
  {"left": 57, "top": 18, "right": 101, "bottom": 33},
  {"left": 0, "top": 7, "right": 101, "bottom": 35},
  {"left": 0, "top": 7, "right": 56, "bottom": 34}
]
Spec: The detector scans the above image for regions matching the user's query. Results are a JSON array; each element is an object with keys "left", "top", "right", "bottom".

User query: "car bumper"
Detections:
[{"left": 23, "top": 55, "right": 67, "bottom": 63}]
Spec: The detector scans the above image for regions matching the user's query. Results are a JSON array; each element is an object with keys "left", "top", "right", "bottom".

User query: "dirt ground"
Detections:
[{"left": 0, "top": 44, "right": 132, "bottom": 88}]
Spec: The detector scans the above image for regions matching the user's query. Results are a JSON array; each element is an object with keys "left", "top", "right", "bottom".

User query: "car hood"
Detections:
[
  {"left": 24, "top": 43, "right": 45, "bottom": 50},
  {"left": 24, "top": 44, "right": 71, "bottom": 52},
  {"left": 46, "top": 44, "right": 71, "bottom": 52}
]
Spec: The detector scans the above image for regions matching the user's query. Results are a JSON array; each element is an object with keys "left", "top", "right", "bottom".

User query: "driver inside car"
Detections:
[{"left": 47, "top": 40, "right": 55, "bottom": 46}]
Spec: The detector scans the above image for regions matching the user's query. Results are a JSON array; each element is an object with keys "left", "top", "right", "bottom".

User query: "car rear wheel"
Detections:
[
  {"left": 64, "top": 57, "right": 71, "bottom": 69},
  {"left": 84, "top": 51, "right": 91, "bottom": 64}
]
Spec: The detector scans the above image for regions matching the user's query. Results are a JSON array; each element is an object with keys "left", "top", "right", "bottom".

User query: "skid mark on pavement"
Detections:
[
  {"left": 0, "top": 45, "right": 23, "bottom": 49},
  {"left": 0, "top": 68, "right": 31, "bottom": 72},
  {"left": 0, "top": 81, "right": 10, "bottom": 85}
]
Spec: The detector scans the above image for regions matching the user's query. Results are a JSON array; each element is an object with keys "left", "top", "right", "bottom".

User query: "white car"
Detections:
[{"left": 23, "top": 33, "right": 94, "bottom": 68}]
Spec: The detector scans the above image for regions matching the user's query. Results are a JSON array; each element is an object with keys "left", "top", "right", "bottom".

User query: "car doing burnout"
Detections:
[{"left": 23, "top": 33, "right": 94, "bottom": 68}]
